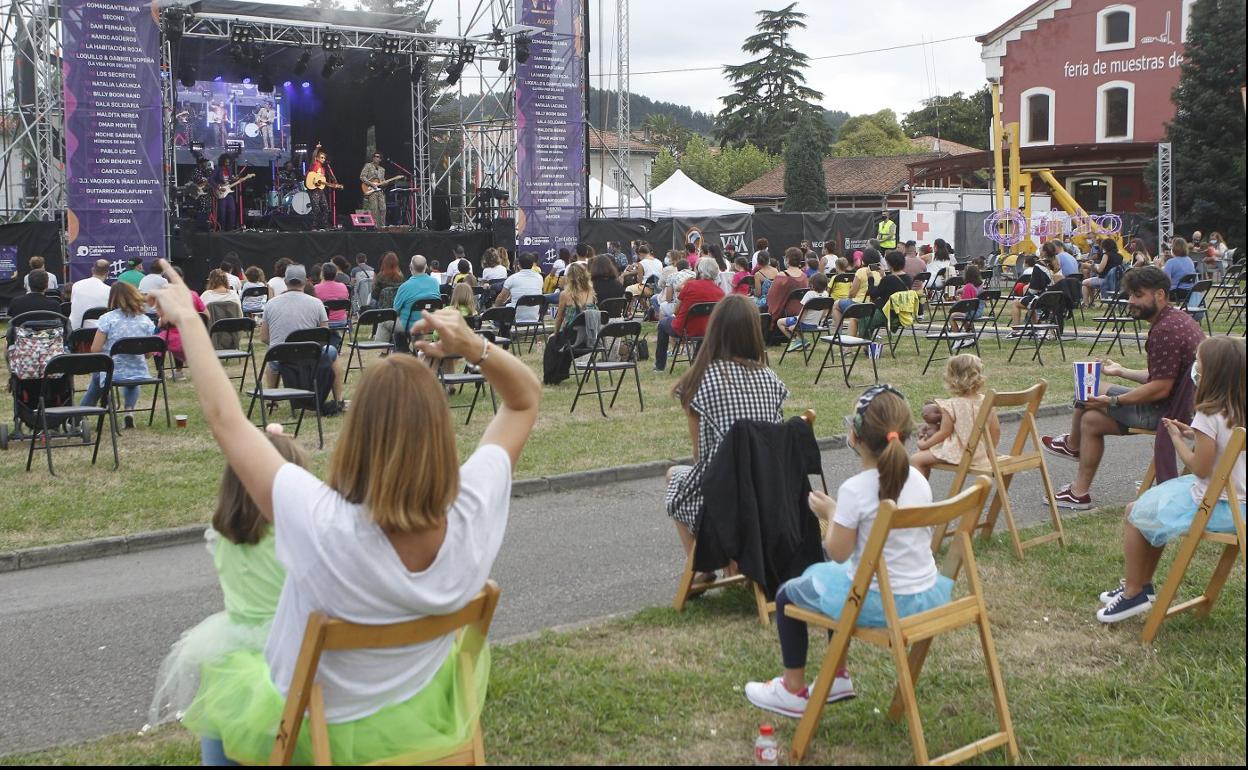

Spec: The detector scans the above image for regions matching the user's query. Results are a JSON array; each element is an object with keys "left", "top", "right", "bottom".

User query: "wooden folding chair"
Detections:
[
  {"left": 930, "top": 382, "right": 1066, "bottom": 560},
  {"left": 786, "top": 478, "right": 1019, "bottom": 765},
  {"left": 672, "top": 410, "right": 826, "bottom": 626},
  {"left": 270, "top": 581, "right": 501, "bottom": 766},
  {"left": 1139, "top": 427, "right": 1245, "bottom": 644}
]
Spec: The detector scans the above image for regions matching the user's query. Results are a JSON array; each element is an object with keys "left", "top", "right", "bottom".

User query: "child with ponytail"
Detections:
[{"left": 744, "top": 384, "right": 954, "bottom": 718}]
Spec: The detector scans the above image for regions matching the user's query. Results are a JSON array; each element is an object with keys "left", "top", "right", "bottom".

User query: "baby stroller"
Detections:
[{"left": 1, "top": 311, "right": 90, "bottom": 450}]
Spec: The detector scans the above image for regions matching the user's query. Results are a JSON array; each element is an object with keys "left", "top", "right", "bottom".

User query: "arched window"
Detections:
[
  {"left": 1020, "top": 87, "right": 1055, "bottom": 146},
  {"left": 1068, "top": 176, "right": 1111, "bottom": 214},
  {"left": 1097, "top": 5, "right": 1136, "bottom": 52},
  {"left": 1096, "top": 80, "right": 1135, "bottom": 142}
]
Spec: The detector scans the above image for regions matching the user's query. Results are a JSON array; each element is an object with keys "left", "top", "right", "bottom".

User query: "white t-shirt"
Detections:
[
  {"left": 638, "top": 257, "right": 663, "bottom": 284},
  {"left": 23, "top": 272, "right": 58, "bottom": 292},
  {"left": 268, "top": 276, "right": 288, "bottom": 296},
  {"left": 265, "top": 444, "right": 512, "bottom": 723},
  {"left": 69, "top": 276, "right": 112, "bottom": 329},
  {"left": 832, "top": 467, "right": 937, "bottom": 594},
  {"left": 224, "top": 272, "right": 242, "bottom": 293},
  {"left": 138, "top": 274, "right": 169, "bottom": 294},
  {"left": 1190, "top": 411, "right": 1246, "bottom": 504},
  {"left": 798, "top": 290, "right": 829, "bottom": 326},
  {"left": 503, "top": 269, "right": 545, "bottom": 322},
  {"left": 480, "top": 265, "right": 508, "bottom": 281}
]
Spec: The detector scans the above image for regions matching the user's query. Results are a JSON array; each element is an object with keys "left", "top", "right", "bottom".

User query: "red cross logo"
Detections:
[{"left": 910, "top": 213, "right": 930, "bottom": 240}]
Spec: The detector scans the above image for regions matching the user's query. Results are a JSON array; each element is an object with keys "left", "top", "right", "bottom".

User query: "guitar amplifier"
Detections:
[{"left": 350, "top": 213, "right": 377, "bottom": 229}]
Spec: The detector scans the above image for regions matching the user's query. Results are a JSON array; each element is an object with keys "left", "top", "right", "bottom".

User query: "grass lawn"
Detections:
[
  {"left": 0, "top": 313, "right": 1155, "bottom": 550},
  {"left": 3, "top": 512, "right": 1243, "bottom": 765}
]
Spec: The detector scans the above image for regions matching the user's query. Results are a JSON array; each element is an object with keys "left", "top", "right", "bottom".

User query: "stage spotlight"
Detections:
[
  {"left": 321, "top": 30, "right": 342, "bottom": 52},
  {"left": 213, "top": 75, "right": 224, "bottom": 82},
  {"left": 367, "top": 50, "right": 385, "bottom": 75},
  {"left": 230, "top": 25, "right": 254, "bottom": 45},
  {"left": 410, "top": 56, "right": 426, "bottom": 84},
  {"left": 162, "top": 7, "right": 186, "bottom": 44},
  {"left": 498, "top": 57, "right": 509, "bottom": 73},
  {"left": 444, "top": 56, "right": 464, "bottom": 86},
  {"left": 293, "top": 49, "right": 311, "bottom": 75},
  {"left": 301, "top": 81, "right": 311, "bottom": 88},
  {"left": 242, "top": 76, "right": 251, "bottom": 85},
  {"left": 460, "top": 44, "right": 476, "bottom": 63},
  {"left": 258, "top": 73, "right": 274, "bottom": 93},
  {"left": 514, "top": 34, "right": 530, "bottom": 64},
  {"left": 321, "top": 53, "right": 343, "bottom": 79},
  {"left": 283, "top": 80, "right": 292, "bottom": 88},
  {"left": 179, "top": 63, "right": 197, "bottom": 88},
  {"left": 489, "top": 26, "right": 504, "bottom": 44},
  {"left": 381, "top": 37, "right": 401, "bottom": 55}
]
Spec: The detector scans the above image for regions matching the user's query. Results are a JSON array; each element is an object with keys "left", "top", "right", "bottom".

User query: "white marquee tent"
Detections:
[{"left": 593, "top": 169, "right": 754, "bottom": 218}]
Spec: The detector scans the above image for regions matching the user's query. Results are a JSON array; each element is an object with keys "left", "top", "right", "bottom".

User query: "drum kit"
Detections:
[{"left": 269, "top": 188, "right": 312, "bottom": 215}]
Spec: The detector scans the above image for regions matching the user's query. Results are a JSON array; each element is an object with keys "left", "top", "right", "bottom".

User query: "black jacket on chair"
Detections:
[{"left": 696, "top": 416, "right": 826, "bottom": 600}]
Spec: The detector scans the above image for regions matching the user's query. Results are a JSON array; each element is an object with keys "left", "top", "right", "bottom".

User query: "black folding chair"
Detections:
[
  {"left": 108, "top": 335, "right": 172, "bottom": 428},
  {"left": 247, "top": 341, "right": 325, "bottom": 449},
  {"left": 571, "top": 321, "right": 644, "bottom": 417},
  {"left": 210, "top": 316, "right": 257, "bottom": 393},
  {"left": 1008, "top": 291, "right": 1066, "bottom": 365},
  {"left": 922, "top": 298, "right": 981, "bottom": 375},
  {"left": 82, "top": 306, "right": 108, "bottom": 325},
  {"left": 323, "top": 298, "right": 353, "bottom": 351},
  {"left": 973, "top": 289, "right": 1004, "bottom": 350},
  {"left": 512, "top": 294, "right": 549, "bottom": 353},
  {"left": 599, "top": 296, "right": 628, "bottom": 320},
  {"left": 26, "top": 353, "right": 120, "bottom": 474},
  {"left": 1168, "top": 273, "right": 1198, "bottom": 305},
  {"left": 240, "top": 285, "right": 268, "bottom": 319},
  {"left": 68, "top": 327, "right": 97, "bottom": 353},
  {"left": 1087, "top": 291, "right": 1142, "bottom": 356},
  {"left": 925, "top": 277, "right": 964, "bottom": 332},
  {"left": 1180, "top": 279, "right": 1214, "bottom": 336},
  {"left": 882, "top": 291, "right": 922, "bottom": 358},
  {"left": 814, "top": 303, "right": 881, "bottom": 387},
  {"left": 476, "top": 306, "right": 514, "bottom": 351},
  {"left": 287, "top": 326, "right": 333, "bottom": 346},
  {"left": 344, "top": 308, "right": 396, "bottom": 383},
  {"left": 58, "top": 301, "right": 73, "bottom": 318},
  {"left": 428, "top": 354, "right": 496, "bottom": 426},
  {"left": 667, "top": 302, "right": 717, "bottom": 373},
  {"left": 1055, "top": 275, "right": 1083, "bottom": 337},
  {"left": 778, "top": 296, "right": 835, "bottom": 366}
]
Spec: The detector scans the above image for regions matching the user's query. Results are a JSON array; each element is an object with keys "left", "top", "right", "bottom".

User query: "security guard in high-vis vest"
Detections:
[{"left": 876, "top": 211, "right": 898, "bottom": 250}]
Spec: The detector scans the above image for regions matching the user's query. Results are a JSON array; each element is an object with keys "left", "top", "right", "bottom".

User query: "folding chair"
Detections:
[
  {"left": 58, "top": 300, "right": 73, "bottom": 318},
  {"left": 1181, "top": 279, "right": 1214, "bottom": 336},
  {"left": 786, "top": 477, "right": 1020, "bottom": 765},
  {"left": 287, "top": 326, "right": 333, "bottom": 346},
  {"left": 777, "top": 297, "right": 835, "bottom": 366},
  {"left": 270, "top": 581, "right": 500, "bottom": 766},
  {"left": 25, "top": 353, "right": 120, "bottom": 474},
  {"left": 1209, "top": 263, "right": 1244, "bottom": 324},
  {"left": 426, "top": 351, "right": 497, "bottom": 425},
  {"left": 1056, "top": 275, "right": 1083, "bottom": 337},
  {"left": 81, "top": 306, "right": 108, "bottom": 326},
  {"left": 511, "top": 294, "right": 549, "bottom": 353},
  {"left": 930, "top": 382, "right": 1066, "bottom": 560},
  {"left": 814, "top": 303, "right": 880, "bottom": 387},
  {"left": 667, "top": 302, "right": 716, "bottom": 373},
  {"left": 1139, "top": 427, "right": 1245, "bottom": 644},
  {"left": 972, "top": 289, "right": 1004, "bottom": 350},
  {"left": 673, "top": 410, "right": 824, "bottom": 625},
  {"left": 921, "top": 298, "right": 979, "bottom": 376},
  {"left": 924, "top": 277, "right": 964, "bottom": 332},
  {"left": 598, "top": 296, "right": 628, "bottom": 320},
  {"left": 1168, "top": 273, "right": 1197, "bottom": 305},
  {"left": 68, "top": 327, "right": 97, "bottom": 353},
  {"left": 571, "top": 321, "right": 644, "bottom": 417},
  {"left": 343, "top": 308, "right": 395, "bottom": 383},
  {"left": 210, "top": 317, "right": 257, "bottom": 393},
  {"left": 323, "top": 298, "right": 353, "bottom": 351},
  {"left": 240, "top": 285, "right": 268, "bottom": 319},
  {"left": 476, "top": 306, "right": 513, "bottom": 351},
  {"left": 109, "top": 335, "right": 172, "bottom": 428},
  {"left": 247, "top": 341, "right": 325, "bottom": 449},
  {"left": 882, "top": 290, "right": 921, "bottom": 357},
  {"left": 1007, "top": 291, "right": 1066, "bottom": 365},
  {"left": 1087, "top": 291, "right": 1142, "bottom": 356}
]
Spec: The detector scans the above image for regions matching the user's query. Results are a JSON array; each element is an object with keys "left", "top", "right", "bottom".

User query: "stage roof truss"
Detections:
[{"left": 181, "top": 17, "right": 512, "bottom": 60}]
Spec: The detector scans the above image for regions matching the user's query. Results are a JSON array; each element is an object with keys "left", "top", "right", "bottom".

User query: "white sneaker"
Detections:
[
  {"left": 825, "top": 673, "right": 856, "bottom": 704},
  {"left": 745, "top": 677, "right": 810, "bottom": 718}
]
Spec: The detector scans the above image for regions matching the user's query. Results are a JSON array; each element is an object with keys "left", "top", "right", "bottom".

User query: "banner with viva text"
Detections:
[
  {"left": 62, "top": 0, "right": 167, "bottom": 281},
  {"left": 515, "top": 0, "right": 586, "bottom": 265}
]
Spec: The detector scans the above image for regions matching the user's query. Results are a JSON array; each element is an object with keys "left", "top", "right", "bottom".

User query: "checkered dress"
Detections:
[{"left": 664, "top": 360, "right": 789, "bottom": 529}]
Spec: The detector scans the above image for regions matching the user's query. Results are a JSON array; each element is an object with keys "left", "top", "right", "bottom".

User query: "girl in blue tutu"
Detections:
[
  {"left": 1098, "top": 336, "right": 1245, "bottom": 623},
  {"left": 745, "top": 384, "right": 952, "bottom": 719},
  {"left": 146, "top": 426, "right": 305, "bottom": 729}
]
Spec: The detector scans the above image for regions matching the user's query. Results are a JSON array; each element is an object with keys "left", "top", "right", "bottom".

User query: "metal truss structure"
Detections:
[{"left": 1156, "top": 141, "right": 1172, "bottom": 251}]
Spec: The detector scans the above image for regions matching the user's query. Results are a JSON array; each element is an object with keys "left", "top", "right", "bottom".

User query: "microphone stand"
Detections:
[{"left": 325, "top": 161, "right": 339, "bottom": 229}]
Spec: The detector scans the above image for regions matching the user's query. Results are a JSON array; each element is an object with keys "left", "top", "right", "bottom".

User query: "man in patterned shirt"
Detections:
[{"left": 1042, "top": 266, "right": 1205, "bottom": 509}]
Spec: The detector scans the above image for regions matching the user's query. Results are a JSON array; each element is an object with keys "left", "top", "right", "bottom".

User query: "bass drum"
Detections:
[
  {"left": 289, "top": 191, "right": 312, "bottom": 215},
  {"left": 265, "top": 189, "right": 281, "bottom": 209},
  {"left": 242, "top": 123, "right": 260, "bottom": 138}
]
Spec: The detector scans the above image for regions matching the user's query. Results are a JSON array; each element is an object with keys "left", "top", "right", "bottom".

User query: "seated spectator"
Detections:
[
  {"left": 156, "top": 265, "right": 205, "bottom": 381},
  {"left": 780, "top": 272, "right": 830, "bottom": 352},
  {"left": 261, "top": 264, "right": 346, "bottom": 411},
  {"left": 902, "top": 242, "right": 926, "bottom": 282},
  {"left": 450, "top": 259, "right": 477, "bottom": 287},
  {"left": 551, "top": 262, "right": 596, "bottom": 334},
  {"left": 1081, "top": 238, "right": 1125, "bottom": 306},
  {"left": 145, "top": 263, "right": 540, "bottom": 766},
  {"left": 729, "top": 256, "right": 753, "bottom": 296},
  {"left": 9, "top": 269, "right": 61, "bottom": 317},
  {"left": 267, "top": 258, "right": 292, "bottom": 297},
  {"left": 830, "top": 249, "right": 882, "bottom": 336},
  {"left": 201, "top": 269, "right": 242, "bottom": 310},
  {"left": 1008, "top": 252, "right": 1055, "bottom": 330},
  {"left": 589, "top": 254, "right": 626, "bottom": 311},
  {"left": 828, "top": 258, "right": 853, "bottom": 300},
  {"left": 240, "top": 266, "right": 270, "bottom": 315},
  {"left": 1044, "top": 266, "right": 1205, "bottom": 509},
  {"left": 664, "top": 295, "right": 786, "bottom": 571},
  {"left": 349, "top": 252, "right": 374, "bottom": 286},
  {"left": 331, "top": 255, "right": 352, "bottom": 285},
  {"left": 753, "top": 255, "right": 780, "bottom": 305},
  {"left": 652, "top": 259, "right": 694, "bottom": 320},
  {"left": 117, "top": 257, "right": 145, "bottom": 288},
  {"left": 653, "top": 257, "right": 726, "bottom": 372},
  {"left": 69, "top": 259, "right": 113, "bottom": 330},
  {"left": 1161, "top": 237, "right": 1197, "bottom": 290},
  {"left": 219, "top": 256, "right": 243, "bottom": 293},
  {"left": 494, "top": 252, "right": 545, "bottom": 323},
  {"left": 23, "top": 255, "right": 58, "bottom": 294},
  {"left": 862, "top": 250, "right": 912, "bottom": 334},
  {"left": 370, "top": 251, "right": 405, "bottom": 309},
  {"left": 81, "top": 281, "right": 156, "bottom": 429},
  {"left": 1049, "top": 239, "right": 1080, "bottom": 280},
  {"left": 392, "top": 254, "right": 442, "bottom": 338},
  {"left": 622, "top": 245, "right": 662, "bottom": 297},
  {"left": 138, "top": 260, "right": 170, "bottom": 296},
  {"left": 314, "top": 263, "right": 351, "bottom": 334},
  {"left": 480, "top": 249, "right": 508, "bottom": 281}
]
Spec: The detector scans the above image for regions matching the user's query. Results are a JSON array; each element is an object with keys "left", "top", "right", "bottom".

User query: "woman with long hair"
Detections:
[
  {"left": 552, "top": 261, "right": 596, "bottom": 333},
  {"left": 589, "top": 254, "right": 625, "bottom": 311},
  {"left": 146, "top": 260, "right": 541, "bottom": 765},
  {"left": 1081, "top": 237, "right": 1125, "bottom": 307},
  {"left": 370, "top": 251, "right": 405, "bottom": 306},
  {"left": 663, "top": 295, "right": 788, "bottom": 577}
]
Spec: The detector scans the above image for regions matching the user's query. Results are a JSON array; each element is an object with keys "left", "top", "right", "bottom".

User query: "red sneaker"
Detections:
[
  {"left": 1054, "top": 484, "right": 1092, "bottom": 510},
  {"left": 1042, "top": 433, "right": 1080, "bottom": 461}
]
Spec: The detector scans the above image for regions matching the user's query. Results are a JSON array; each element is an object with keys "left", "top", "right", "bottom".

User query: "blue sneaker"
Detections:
[
  {"left": 1099, "top": 579, "right": 1156, "bottom": 604},
  {"left": 1096, "top": 589, "right": 1154, "bottom": 623}
]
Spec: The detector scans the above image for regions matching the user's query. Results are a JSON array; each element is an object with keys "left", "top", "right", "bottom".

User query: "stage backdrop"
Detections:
[
  {"left": 62, "top": 0, "right": 167, "bottom": 280},
  {"left": 514, "top": 0, "right": 586, "bottom": 265}
]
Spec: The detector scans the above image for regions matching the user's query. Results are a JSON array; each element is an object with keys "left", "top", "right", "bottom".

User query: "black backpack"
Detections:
[{"left": 277, "top": 351, "right": 340, "bottom": 416}]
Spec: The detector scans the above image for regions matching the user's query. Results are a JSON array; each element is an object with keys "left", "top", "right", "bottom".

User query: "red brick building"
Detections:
[{"left": 974, "top": 0, "right": 1194, "bottom": 213}]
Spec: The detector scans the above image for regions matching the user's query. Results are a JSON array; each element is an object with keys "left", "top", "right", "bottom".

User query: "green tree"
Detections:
[
  {"left": 679, "top": 135, "right": 729, "bottom": 194},
  {"left": 1152, "top": 0, "right": 1245, "bottom": 245},
  {"left": 901, "top": 86, "right": 989, "bottom": 149},
  {"left": 358, "top": 0, "right": 436, "bottom": 18},
  {"left": 716, "top": 3, "right": 827, "bottom": 155},
  {"left": 782, "top": 114, "right": 828, "bottom": 212},
  {"left": 642, "top": 114, "right": 692, "bottom": 158},
  {"left": 720, "top": 142, "right": 782, "bottom": 196},
  {"left": 651, "top": 148, "right": 677, "bottom": 188},
  {"left": 831, "top": 109, "right": 914, "bottom": 157}
]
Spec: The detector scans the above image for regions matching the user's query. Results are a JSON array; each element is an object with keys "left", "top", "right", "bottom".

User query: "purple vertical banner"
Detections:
[
  {"left": 515, "top": 0, "right": 586, "bottom": 265},
  {"left": 62, "top": 0, "right": 167, "bottom": 281}
]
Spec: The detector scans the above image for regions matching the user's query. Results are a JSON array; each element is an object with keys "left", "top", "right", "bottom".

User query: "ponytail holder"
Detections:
[{"left": 886, "top": 431, "right": 900, "bottom": 442}]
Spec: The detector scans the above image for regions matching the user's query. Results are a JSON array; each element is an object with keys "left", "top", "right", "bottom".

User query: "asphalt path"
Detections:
[{"left": 0, "top": 414, "right": 1156, "bottom": 757}]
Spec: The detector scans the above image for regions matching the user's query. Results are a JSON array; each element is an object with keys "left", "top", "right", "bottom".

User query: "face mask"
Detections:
[{"left": 1190, "top": 362, "right": 1201, "bottom": 386}]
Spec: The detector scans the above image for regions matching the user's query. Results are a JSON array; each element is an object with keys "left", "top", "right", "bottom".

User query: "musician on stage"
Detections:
[
  {"left": 208, "top": 101, "right": 229, "bottom": 147},
  {"left": 213, "top": 153, "right": 241, "bottom": 231},
  {"left": 359, "top": 151, "right": 389, "bottom": 227},
  {"left": 254, "top": 100, "right": 276, "bottom": 150},
  {"left": 305, "top": 145, "right": 341, "bottom": 231},
  {"left": 191, "top": 156, "right": 214, "bottom": 229},
  {"left": 277, "top": 160, "right": 300, "bottom": 193}
]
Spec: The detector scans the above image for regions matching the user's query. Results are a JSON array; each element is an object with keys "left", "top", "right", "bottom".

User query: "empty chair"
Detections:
[
  {"left": 26, "top": 353, "right": 120, "bottom": 474},
  {"left": 209, "top": 316, "right": 257, "bottom": 393},
  {"left": 344, "top": 308, "right": 396, "bottom": 382},
  {"left": 247, "top": 342, "right": 325, "bottom": 449}
]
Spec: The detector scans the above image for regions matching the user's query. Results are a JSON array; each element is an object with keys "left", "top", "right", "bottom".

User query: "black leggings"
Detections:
[{"left": 776, "top": 584, "right": 835, "bottom": 670}]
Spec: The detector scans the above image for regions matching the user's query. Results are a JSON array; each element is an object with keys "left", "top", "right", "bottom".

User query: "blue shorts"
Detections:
[
  {"left": 781, "top": 317, "right": 819, "bottom": 330},
  {"left": 836, "top": 298, "right": 857, "bottom": 314},
  {"left": 268, "top": 343, "right": 337, "bottom": 374}
]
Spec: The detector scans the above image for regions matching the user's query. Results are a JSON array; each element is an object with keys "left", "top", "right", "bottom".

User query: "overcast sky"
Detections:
[{"left": 425, "top": 0, "right": 1036, "bottom": 118}]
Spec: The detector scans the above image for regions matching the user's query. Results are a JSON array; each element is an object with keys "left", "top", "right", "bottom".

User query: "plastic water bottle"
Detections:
[{"left": 754, "top": 724, "right": 778, "bottom": 765}]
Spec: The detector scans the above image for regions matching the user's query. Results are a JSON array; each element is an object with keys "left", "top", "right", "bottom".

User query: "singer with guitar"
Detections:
[
  {"left": 254, "top": 100, "right": 276, "bottom": 150},
  {"left": 305, "top": 145, "right": 343, "bottom": 231},
  {"left": 359, "top": 151, "right": 403, "bottom": 227}
]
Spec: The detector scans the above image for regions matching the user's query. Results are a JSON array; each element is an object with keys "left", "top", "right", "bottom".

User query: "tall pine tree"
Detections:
[
  {"left": 782, "top": 114, "right": 828, "bottom": 212},
  {"left": 1161, "top": 0, "right": 1245, "bottom": 245},
  {"left": 716, "top": 3, "right": 827, "bottom": 155}
]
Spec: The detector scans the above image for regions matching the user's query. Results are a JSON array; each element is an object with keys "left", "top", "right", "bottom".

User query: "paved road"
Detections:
[{"left": 0, "top": 414, "right": 1156, "bottom": 756}]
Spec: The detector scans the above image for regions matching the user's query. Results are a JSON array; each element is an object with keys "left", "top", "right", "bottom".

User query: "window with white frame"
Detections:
[
  {"left": 1182, "top": 0, "right": 1197, "bottom": 42},
  {"left": 1096, "top": 80, "right": 1134, "bottom": 141},
  {"left": 1097, "top": 4, "right": 1136, "bottom": 52},
  {"left": 1020, "top": 87, "right": 1055, "bottom": 146},
  {"left": 1069, "top": 177, "right": 1111, "bottom": 214}
]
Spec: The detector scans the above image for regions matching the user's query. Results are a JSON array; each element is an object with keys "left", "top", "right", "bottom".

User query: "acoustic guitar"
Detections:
[
  {"left": 361, "top": 175, "right": 405, "bottom": 196},
  {"left": 215, "top": 173, "right": 256, "bottom": 199},
  {"left": 305, "top": 169, "right": 344, "bottom": 191}
]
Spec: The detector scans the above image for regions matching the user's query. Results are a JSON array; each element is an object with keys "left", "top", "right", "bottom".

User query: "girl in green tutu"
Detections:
[{"left": 146, "top": 259, "right": 541, "bottom": 765}]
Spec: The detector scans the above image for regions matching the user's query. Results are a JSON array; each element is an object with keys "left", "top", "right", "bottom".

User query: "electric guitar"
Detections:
[
  {"left": 253, "top": 110, "right": 274, "bottom": 128},
  {"left": 305, "top": 169, "right": 344, "bottom": 191},
  {"left": 361, "top": 175, "right": 405, "bottom": 196},
  {"left": 215, "top": 173, "right": 255, "bottom": 199}
]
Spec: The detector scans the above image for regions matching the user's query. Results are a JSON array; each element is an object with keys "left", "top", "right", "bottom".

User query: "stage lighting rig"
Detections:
[
  {"left": 162, "top": 6, "right": 186, "bottom": 44},
  {"left": 444, "top": 57, "right": 464, "bottom": 86},
  {"left": 381, "top": 37, "right": 401, "bottom": 55},
  {"left": 489, "top": 27, "right": 505, "bottom": 44},
  {"left": 230, "top": 25, "right": 255, "bottom": 45},
  {"left": 293, "top": 49, "right": 311, "bottom": 75},
  {"left": 514, "top": 34, "right": 531, "bottom": 64},
  {"left": 322, "top": 30, "right": 343, "bottom": 52},
  {"left": 460, "top": 44, "right": 476, "bottom": 64},
  {"left": 321, "top": 53, "right": 344, "bottom": 79},
  {"left": 178, "top": 63, "right": 197, "bottom": 87},
  {"left": 498, "top": 57, "right": 509, "bottom": 73},
  {"left": 410, "top": 56, "right": 426, "bottom": 84}
]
